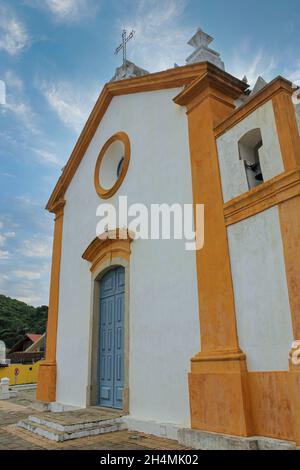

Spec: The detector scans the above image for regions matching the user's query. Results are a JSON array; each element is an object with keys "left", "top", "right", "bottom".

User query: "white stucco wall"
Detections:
[
  {"left": 228, "top": 207, "right": 293, "bottom": 371},
  {"left": 217, "top": 101, "right": 284, "bottom": 203},
  {"left": 55, "top": 88, "right": 200, "bottom": 426}
]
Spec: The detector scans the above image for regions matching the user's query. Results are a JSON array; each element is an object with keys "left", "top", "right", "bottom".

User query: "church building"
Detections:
[{"left": 36, "top": 28, "right": 300, "bottom": 448}]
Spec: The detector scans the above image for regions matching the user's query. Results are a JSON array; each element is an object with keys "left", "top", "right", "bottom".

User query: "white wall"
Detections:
[
  {"left": 228, "top": 207, "right": 293, "bottom": 371},
  {"left": 55, "top": 88, "right": 200, "bottom": 425},
  {"left": 217, "top": 101, "right": 284, "bottom": 203}
]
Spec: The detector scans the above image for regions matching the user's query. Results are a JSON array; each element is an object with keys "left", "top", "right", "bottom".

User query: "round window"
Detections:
[{"left": 94, "top": 132, "right": 130, "bottom": 199}]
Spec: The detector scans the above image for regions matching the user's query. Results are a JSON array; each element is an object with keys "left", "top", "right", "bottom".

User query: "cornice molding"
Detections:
[
  {"left": 51, "top": 198, "right": 66, "bottom": 219},
  {"left": 82, "top": 229, "right": 135, "bottom": 273},
  {"left": 173, "top": 66, "right": 248, "bottom": 107},
  {"left": 224, "top": 168, "right": 300, "bottom": 226},
  {"left": 191, "top": 349, "right": 246, "bottom": 363},
  {"left": 214, "top": 77, "right": 294, "bottom": 139}
]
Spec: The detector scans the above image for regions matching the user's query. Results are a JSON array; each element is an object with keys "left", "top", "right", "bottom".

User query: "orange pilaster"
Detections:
[
  {"left": 174, "top": 65, "right": 253, "bottom": 436},
  {"left": 36, "top": 199, "right": 65, "bottom": 403},
  {"left": 273, "top": 88, "right": 300, "bottom": 445}
]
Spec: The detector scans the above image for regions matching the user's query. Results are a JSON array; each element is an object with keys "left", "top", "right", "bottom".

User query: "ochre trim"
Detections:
[
  {"left": 288, "top": 361, "right": 300, "bottom": 445},
  {"left": 46, "top": 62, "right": 248, "bottom": 212},
  {"left": 214, "top": 77, "right": 293, "bottom": 138},
  {"left": 272, "top": 88, "right": 300, "bottom": 339},
  {"left": 94, "top": 132, "right": 130, "bottom": 199},
  {"left": 192, "top": 349, "right": 246, "bottom": 363},
  {"left": 189, "top": 356, "right": 253, "bottom": 436},
  {"left": 37, "top": 198, "right": 65, "bottom": 403},
  {"left": 224, "top": 168, "right": 300, "bottom": 226},
  {"left": 279, "top": 197, "right": 300, "bottom": 340},
  {"left": 273, "top": 91, "right": 300, "bottom": 169},
  {"left": 248, "top": 372, "right": 293, "bottom": 441},
  {"left": 175, "top": 70, "right": 244, "bottom": 354},
  {"left": 82, "top": 229, "right": 134, "bottom": 273},
  {"left": 271, "top": 91, "right": 300, "bottom": 426},
  {"left": 173, "top": 69, "right": 247, "bottom": 107},
  {"left": 176, "top": 68, "right": 253, "bottom": 436},
  {"left": 220, "top": 80, "right": 300, "bottom": 444}
]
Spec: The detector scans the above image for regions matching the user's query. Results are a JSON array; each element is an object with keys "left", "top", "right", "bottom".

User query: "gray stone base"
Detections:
[{"left": 178, "top": 429, "right": 297, "bottom": 451}]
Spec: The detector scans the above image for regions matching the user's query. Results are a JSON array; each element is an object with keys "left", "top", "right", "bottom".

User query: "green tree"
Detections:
[{"left": 0, "top": 295, "right": 48, "bottom": 349}]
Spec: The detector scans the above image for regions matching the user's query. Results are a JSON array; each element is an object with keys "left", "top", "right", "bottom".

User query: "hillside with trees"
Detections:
[{"left": 0, "top": 295, "right": 48, "bottom": 350}]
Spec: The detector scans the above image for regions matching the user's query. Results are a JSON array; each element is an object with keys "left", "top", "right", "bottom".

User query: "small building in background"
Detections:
[
  {"left": 9, "top": 334, "right": 45, "bottom": 354},
  {"left": 8, "top": 333, "right": 45, "bottom": 364}
]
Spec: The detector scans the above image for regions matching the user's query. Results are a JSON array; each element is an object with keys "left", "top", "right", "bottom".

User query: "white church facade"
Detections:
[{"left": 37, "top": 29, "right": 300, "bottom": 447}]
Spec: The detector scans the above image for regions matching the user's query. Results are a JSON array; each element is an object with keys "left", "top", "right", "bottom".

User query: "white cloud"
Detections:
[
  {"left": 0, "top": 70, "right": 40, "bottom": 135},
  {"left": 20, "top": 236, "right": 52, "bottom": 258},
  {"left": 38, "top": 80, "right": 99, "bottom": 133},
  {"left": 25, "top": 0, "right": 100, "bottom": 23},
  {"left": 4, "top": 232, "right": 16, "bottom": 239},
  {"left": 227, "top": 45, "right": 278, "bottom": 87},
  {"left": 0, "top": 4, "right": 31, "bottom": 55},
  {"left": 0, "top": 250, "right": 10, "bottom": 260},
  {"left": 4, "top": 99, "right": 39, "bottom": 134},
  {"left": 118, "top": 0, "right": 191, "bottom": 72},
  {"left": 0, "top": 231, "right": 15, "bottom": 247},
  {"left": 285, "top": 61, "right": 300, "bottom": 87},
  {"left": 0, "top": 254, "right": 51, "bottom": 306},
  {"left": 15, "top": 195, "right": 39, "bottom": 208},
  {"left": 1, "top": 172, "right": 16, "bottom": 178},
  {"left": 4, "top": 70, "right": 24, "bottom": 92},
  {"left": 15, "top": 295, "right": 44, "bottom": 305},
  {"left": 12, "top": 270, "right": 41, "bottom": 281},
  {"left": 32, "top": 148, "right": 62, "bottom": 167}
]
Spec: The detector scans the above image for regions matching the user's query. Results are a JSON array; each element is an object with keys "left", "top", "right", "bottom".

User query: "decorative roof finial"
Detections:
[
  {"left": 115, "top": 29, "right": 135, "bottom": 68},
  {"left": 186, "top": 28, "right": 225, "bottom": 70},
  {"left": 111, "top": 29, "right": 149, "bottom": 82},
  {"left": 250, "top": 76, "right": 268, "bottom": 96}
]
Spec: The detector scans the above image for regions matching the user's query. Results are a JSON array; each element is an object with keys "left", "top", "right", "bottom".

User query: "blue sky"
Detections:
[{"left": 0, "top": 0, "right": 299, "bottom": 306}]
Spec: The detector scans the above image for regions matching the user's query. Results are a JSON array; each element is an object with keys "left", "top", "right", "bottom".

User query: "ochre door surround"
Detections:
[
  {"left": 82, "top": 229, "right": 134, "bottom": 273},
  {"left": 37, "top": 199, "right": 65, "bottom": 403},
  {"left": 83, "top": 229, "right": 133, "bottom": 413}
]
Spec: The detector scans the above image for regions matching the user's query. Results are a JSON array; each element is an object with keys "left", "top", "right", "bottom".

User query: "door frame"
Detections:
[{"left": 87, "top": 257, "right": 130, "bottom": 412}]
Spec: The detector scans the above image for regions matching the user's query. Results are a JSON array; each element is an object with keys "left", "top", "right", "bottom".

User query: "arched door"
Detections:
[{"left": 98, "top": 266, "right": 125, "bottom": 409}]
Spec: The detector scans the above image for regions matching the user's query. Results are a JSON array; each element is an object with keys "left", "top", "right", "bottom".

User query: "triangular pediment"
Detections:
[{"left": 46, "top": 62, "right": 246, "bottom": 212}]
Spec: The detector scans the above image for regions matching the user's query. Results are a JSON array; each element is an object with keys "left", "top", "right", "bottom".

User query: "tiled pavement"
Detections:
[{"left": 0, "top": 389, "right": 187, "bottom": 451}]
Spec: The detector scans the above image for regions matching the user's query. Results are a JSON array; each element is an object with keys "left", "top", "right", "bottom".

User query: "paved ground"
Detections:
[{"left": 0, "top": 388, "right": 186, "bottom": 450}]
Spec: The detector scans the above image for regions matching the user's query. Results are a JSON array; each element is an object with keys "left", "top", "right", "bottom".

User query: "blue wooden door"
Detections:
[{"left": 98, "top": 267, "right": 125, "bottom": 409}]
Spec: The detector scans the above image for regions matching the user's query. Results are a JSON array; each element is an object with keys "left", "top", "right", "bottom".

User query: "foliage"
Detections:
[{"left": 0, "top": 295, "right": 48, "bottom": 350}]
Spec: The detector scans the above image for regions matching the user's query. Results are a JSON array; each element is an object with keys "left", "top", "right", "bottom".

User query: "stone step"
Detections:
[
  {"left": 18, "top": 416, "right": 127, "bottom": 442},
  {"left": 27, "top": 413, "right": 123, "bottom": 433}
]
